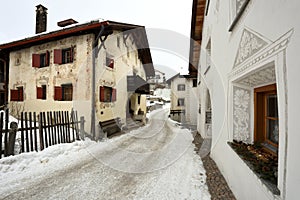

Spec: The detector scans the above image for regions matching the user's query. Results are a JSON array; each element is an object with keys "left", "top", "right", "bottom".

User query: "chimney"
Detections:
[{"left": 35, "top": 4, "right": 48, "bottom": 34}]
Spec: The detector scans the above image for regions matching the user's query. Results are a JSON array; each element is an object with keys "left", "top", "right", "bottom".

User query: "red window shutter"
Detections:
[
  {"left": 10, "top": 89, "right": 19, "bottom": 101},
  {"left": 54, "top": 86, "right": 62, "bottom": 101},
  {"left": 45, "top": 51, "right": 50, "bottom": 66},
  {"left": 54, "top": 49, "right": 62, "bottom": 64},
  {"left": 100, "top": 86, "right": 105, "bottom": 102},
  {"left": 32, "top": 54, "right": 40, "bottom": 67},
  {"left": 112, "top": 88, "right": 116, "bottom": 102},
  {"left": 18, "top": 87, "right": 24, "bottom": 101},
  {"left": 70, "top": 46, "right": 74, "bottom": 62},
  {"left": 109, "top": 59, "right": 114, "bottom": 69},
  {"left": 37, "top": 87, "right": 43, "bottom": 99}
]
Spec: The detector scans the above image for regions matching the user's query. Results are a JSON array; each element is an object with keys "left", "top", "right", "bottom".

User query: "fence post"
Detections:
[
  {"left": 80, "top": 116, "right": 85, "bottom": 140},
  {"left": 7, "top": 122, "right": 18, "bottom": 156},
  {"left": 39, "top": 113, "right": 44, "bottom": 151}
]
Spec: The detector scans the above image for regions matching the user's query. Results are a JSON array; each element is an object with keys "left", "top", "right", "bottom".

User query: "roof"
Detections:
[
  {"left": 166, "top": 73, "right": 181, "bottom": 84},
  {"left": 0, "top": 19, "right": 155, "bottom": 77},
  {"left": 188, "top": 0, "right": 206, "bottom": 78}
]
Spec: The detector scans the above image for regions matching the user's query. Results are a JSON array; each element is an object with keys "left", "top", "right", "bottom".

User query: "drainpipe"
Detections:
[{"left": 91, "top": 25, "right": 105, "bottom": 140}]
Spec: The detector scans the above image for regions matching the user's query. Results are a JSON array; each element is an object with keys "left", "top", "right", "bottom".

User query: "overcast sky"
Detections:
[{"left": 0, "top": 0, "right": 193, "bottom": 78}]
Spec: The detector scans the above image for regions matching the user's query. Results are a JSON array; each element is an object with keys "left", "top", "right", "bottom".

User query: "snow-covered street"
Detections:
[{"left": 0, "top": 108, "right": 210, "bottom": 200}]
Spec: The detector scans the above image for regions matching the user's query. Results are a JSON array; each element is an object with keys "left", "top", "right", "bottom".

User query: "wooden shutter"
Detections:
[
  {"left": 70, "top": 46, "right": 74, "bottom": 62},
  {"left": 37, "top": 87, "right": 43, "bottom": 99},
  {"left": 10, "top": 89, "right": 19, "bottom": 101},
  {"left": 45, "top": 51, "right": 50, "bottom": 66},
  {"left": 54, "top": 86, "right": 62, "bottom": 101},
  {"left": 32, "top": 54, "right": 40, "bottom": 67},
  {"left": 112, "top": 88, "right": 116, "bottom": 102},
  {"left": 18, "top": 87, "right": 24, "bottom": 101},
  {"left": 54, "top": 49, "right": 62, "bottom": 64},
  {"left": 100, "top": 86, "right": 105, "bottom": 102}
]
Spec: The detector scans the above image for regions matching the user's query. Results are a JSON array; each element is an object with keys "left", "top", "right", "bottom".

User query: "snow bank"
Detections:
[{"left": 0, "top": 107, "right": 210, "bottom": 200}]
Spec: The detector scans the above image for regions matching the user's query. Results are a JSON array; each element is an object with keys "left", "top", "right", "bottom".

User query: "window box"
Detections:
[{"left": 228, "top": 141, "right": 280, "bottom": 195}]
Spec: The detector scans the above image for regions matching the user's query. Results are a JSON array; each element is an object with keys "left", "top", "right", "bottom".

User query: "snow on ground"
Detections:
[{"left": 0, "top": 107, "right": 210, "bottom": 200}]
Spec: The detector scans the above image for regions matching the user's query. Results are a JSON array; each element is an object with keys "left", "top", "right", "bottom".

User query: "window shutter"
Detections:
[
  {"left": 112, "top": 88, "right": 116, "bottom": 102},
  {"left": 18, "top": 87, "right": 24, "bottom": 101},
  {"left": 70, "top": 46, "right": 74, "bottom": 62},
  {"left": 32, "top": 54, "right": 40, "bottom": 67},
  {"left": 37, "top": 87, "right": 43, "bottom": 99},
  {"left": 109, "top": 59, "right": 114, "bottom": 69},
  {"left": 54, "top": 86, "right": 62, "bottom": 101},
  {"left": 54, "top": 49, "right": 62, "bottom": 64},
  {"left": 10, "top": 89, "right": 19, "bottom": 101},
  {"left": 45, "top": 51, "right": 50, "bottom": 66},
  {"left": 100, "top": 86, "right": 105, "bottom": 102}
]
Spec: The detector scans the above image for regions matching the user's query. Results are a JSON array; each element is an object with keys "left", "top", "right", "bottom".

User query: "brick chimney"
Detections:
[{"left": 35, "top": 4, "right": 48, "bottom": 34}]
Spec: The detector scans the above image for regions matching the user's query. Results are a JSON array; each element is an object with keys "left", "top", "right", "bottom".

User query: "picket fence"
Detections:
[{"left": 0, "top": 109, "right": 82, "bottom": 159}]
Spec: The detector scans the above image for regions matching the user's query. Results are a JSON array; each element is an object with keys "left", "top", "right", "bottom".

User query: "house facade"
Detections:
[
  {"left": 0, "top": 18, "right": 154, "bottom": 139},
  {"left": 196, "top": 0, "right": 300, "bottom": 199},
  {"left": 148, "top": 69, "right": 167, "bottom": 91},
  {"left": 167, "top": 73, "right": 197, "bottom": 126}
]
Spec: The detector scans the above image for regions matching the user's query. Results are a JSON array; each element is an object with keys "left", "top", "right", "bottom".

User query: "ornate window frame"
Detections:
[{"left": 228, "top": 27, "right": 293, "bottom": 196}]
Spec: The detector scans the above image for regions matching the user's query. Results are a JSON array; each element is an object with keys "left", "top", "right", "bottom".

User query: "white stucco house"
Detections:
[
  {"left": 196, "top": 0, "right": 300, "bottom": 199},
  {"left": 167, "top": 73, "right": 197, "bottom": 126},
  {"left": 0, "top": 5, "right": 154, "bottom": 139},
  {"left": 148, "top": 69, "right": 167, "bottom": 91}
]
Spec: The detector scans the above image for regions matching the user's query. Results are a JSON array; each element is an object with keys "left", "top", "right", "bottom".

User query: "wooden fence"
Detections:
[{"left": 0, "top": 109, "right": 82, "bottom": 159}]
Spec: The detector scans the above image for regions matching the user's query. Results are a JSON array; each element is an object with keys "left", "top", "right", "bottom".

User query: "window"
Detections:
[
  {"left": 177, "top": 84, "right": 185, "bottom": 91},
  {"left": 254, "top": 84, "right": 279, "bottom": 152},
  {"left": 37, "top": 85, "right": 47, "bottom": 100},
  {"left": 192, "top": 79, "right": 197, "bottom": 87},
  {"left": 177, "top": 98, "right": 185, "bottom": 106},
  {"left": 99, "top": 86, "right": 116, "bottom": 102},
  {"left": 54, "top": 47, "right": 74, "bottom": 65},
  {"left": 32, "top": 51, "right": 50, "bottom": 68},
  {"left": 54, "top": 84, "right": 73, "bottom": 101},
  {"left": 10, "top": 86, "right": 24, "bottom": 102},
  {"left": 106, "top": 55, "right": 114, "bottom": 69},
  {"left": 138, "top": 95, "right": 141, "bottom": 105},
  {"left": 117, "top": 37, "right": 120, "bottom": 48}
]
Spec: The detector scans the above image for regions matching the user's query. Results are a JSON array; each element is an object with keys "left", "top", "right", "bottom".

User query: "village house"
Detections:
[
  {"left": 147, "top": 68, "right": 167, "bottom": 92},
  {"left": 194, "top": 0, "right": 300, "bottom": 199},
  {"left": 167, "top": 73, "right": 197, "bottom": 126},
  {"left": 0, "top": 5, "right": 154, "bottom": 139}
]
